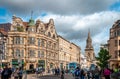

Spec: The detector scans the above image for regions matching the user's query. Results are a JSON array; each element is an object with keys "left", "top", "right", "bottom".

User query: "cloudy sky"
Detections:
[{"left": 0, "top": 0, "right": 120, "bottom": 55}]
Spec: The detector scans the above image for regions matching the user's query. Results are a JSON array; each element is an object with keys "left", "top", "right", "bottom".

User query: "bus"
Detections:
[
  {"left": 68, "top": 62, "right": 80, "bottom": 73},
  {"left": 89, "top": 64, "right": 96, "bottom": 71}
]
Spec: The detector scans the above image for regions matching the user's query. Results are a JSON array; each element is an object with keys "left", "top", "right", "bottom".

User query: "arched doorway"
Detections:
[{"left": 29, "top": 64, "right": 34, "bottom": 69}]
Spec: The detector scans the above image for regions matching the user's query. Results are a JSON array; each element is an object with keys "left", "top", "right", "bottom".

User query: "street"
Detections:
[{"left": 22, "top": 74, "right": 74, "bottom": 79}]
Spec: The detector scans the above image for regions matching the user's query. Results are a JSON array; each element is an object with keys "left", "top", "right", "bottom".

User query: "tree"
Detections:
[{"left": 96, "top": 48, "right": 111, "bottom": 69}]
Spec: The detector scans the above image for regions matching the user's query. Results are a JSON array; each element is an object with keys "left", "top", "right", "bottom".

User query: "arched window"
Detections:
[
  {"left": 16, "top": 49, "right": 20, "bottom": 57},
  {"left": 53, "top": 34, "right": 55, "bottom": 39},
  {"left": 38, "top": 51, "right": 41, "bottom": 57},
  {"left": 38, "top": 38, "right": 41, "bottom": 46},
  {"left": 48, "top": 32, "right": 51, "bottom": 37}
]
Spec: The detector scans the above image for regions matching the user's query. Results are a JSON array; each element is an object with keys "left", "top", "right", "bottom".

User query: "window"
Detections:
[
  {"left": 119, "top": 50, "right": 120, "bottom": 57},
  {"left": 48, "top": 41, "right": 51, "bottom": 48},
  {"left": 14, "top": 27, "right": 17, "bottom": 31},
  {"left": 48, "top": 32, "right": 51, "bottom": 37},
  {"left": 115, "top": 40, "right": 117, "bottom": 46},
  {"left": 21, "top": 50, "right": 24, "bottom": 57},
  {"left": 14, "top": 37, "right": 24, "bottom": 44},
  {"left": 38, "top": 51, "right": 40, "bottom": 57},
  {"left": 41, "top": 39, "right": 45, "bottom": 47},
  {"left": 115, "top": 51, "right": 118, "bottom": 58},
  {"left": 29, "top": 50, "right": 35, "bottom": 57},
  {"left": 117, "top": 30, "right": 120, "bottom": 36},
  {"left": 16, "top": 49, "right": 20, "bottom": 57},
  {"left": 53, "top": 34, "right": 55, "bottom": 39},
  {"left": 41, "top": 51, "right": 44, "bottom": 57},
  {"left": 29, "top": 28, "right": 34, "bottom": 32},
  {"left": 119, "top": 40, "right": 120, "bottom": 46},
  {"left": 29, "top": 37, "right": 35, "bottom": 45},
  {"left": 114, "top": 31, "right": 117, "bottom": 37},
  {"left": 38, "top": 38, "right": 41, "bottom": 46}
]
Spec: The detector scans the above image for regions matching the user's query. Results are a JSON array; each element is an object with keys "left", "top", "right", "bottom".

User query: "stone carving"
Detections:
[{"left": 11, "top": 15, "right": 25, "bottom": 31}]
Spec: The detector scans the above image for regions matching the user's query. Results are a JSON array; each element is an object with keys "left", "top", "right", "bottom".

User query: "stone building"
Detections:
[
  {"left": 7, "top": 15, "right": 58, "bottom": 71},
  {"left": 0, "top": 28, "right": 8, "bottom": 67},
  {"left": 0, "top": 15, "right": 81, "bottom": 72},
  {"left": 108, "top": 20, "right": 120, "bottom": 68},
  {"left": 85, "top": 31, "right": 95, "bottom": 67},
  {"left": 58, "top": 36, "right": 81, "bottom": 69}
]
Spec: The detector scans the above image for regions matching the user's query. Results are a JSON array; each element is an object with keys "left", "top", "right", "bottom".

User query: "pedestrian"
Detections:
[
  {"left": 61, "top": 68, "right": 65, "bottom": 79},
  {"left": 1, "top": 65, "right": 9, "bottom": 79},
  {"left": 80, "top": 69, "right": 85, "bottom": 79},
  {"left": 8, "top": 66, "right": 12, "bottom": 79},
  {"left": 13, "top": 68, "right": 19, "bottom": 79},
  {"left": 18, "top": 67, "right": 23, "bottom": 79},
  {"left": 94, "top": 66, "right": 100, "bottom": 79},
  {"left": 103, "top": 66, "right": 111, "bottom": 79},
  {"left": 55, "top": 67, "right": 57, "bottom": 75},
  {"left": 74, "top": 67, "right": 80, "bottom": 79},
  {"left": 35, "top": 67, "right": 39, "bottom": 78}
]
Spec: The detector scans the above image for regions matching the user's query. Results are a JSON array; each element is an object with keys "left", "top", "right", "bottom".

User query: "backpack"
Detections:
[{"left": 75, "top": 70, "right": 80, "bottom": 76}]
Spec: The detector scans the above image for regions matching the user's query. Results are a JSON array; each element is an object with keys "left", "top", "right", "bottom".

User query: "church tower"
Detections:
[{"left": 85, "top": 30, "right": 95, "bottom": 67}]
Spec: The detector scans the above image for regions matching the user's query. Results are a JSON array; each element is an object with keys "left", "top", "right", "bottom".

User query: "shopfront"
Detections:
[
  {"left": 12, "top": 59, "right": 24, "bottom": 68},
  {"left": 38, "top": 60, "right": 45, "bottom": 68}
]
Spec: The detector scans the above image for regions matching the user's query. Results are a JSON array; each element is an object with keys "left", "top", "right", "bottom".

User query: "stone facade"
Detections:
[
  {"left": 7, "top": 16, "right": 58, "bottom": 71},
  {"left": 2, "top": 15, "right": 81, "bottom": 72},
  {"left": 85, "top": 31, "right": 95, "bottom": 68},
  {"left": 108, "top": 20, "right": 120, "bottom": 68},
  {"left": 0, "top": 28, "right": 8, "bottom": 67},
  {"left": 58, "top": 36, "right": 81, "bottom": 69}
]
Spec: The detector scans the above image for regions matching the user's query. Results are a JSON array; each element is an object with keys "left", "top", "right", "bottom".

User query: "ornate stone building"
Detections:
[
  {"left": 58, "top": 36, "right": 81, "bottom": 69},
  {"left": 108, "top": 20, "right": 120, "bottom": 68},
  {"left": 2, "top": 15, "right": 81, "bottom": 72},
  {"left": 0, "top": 28, "right": 8, "bottom": 67},
  {"left": 85, "top": 31, "right": 95, "bottom": 67},
  {"left": 7, "top": 15, "right": 58, "bottom": 71}
]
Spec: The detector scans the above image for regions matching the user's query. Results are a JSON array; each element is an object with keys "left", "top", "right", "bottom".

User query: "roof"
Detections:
[
  {"left": 0, "top": 23, "right": 11, "bottom": 32},
  {"left": 0, "top": 28, "right": 7, "bottom": 36}
]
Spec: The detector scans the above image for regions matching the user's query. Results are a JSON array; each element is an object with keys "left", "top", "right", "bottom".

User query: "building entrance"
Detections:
[{"left": 29, "top": 64, "right": 34, "bottom": 69}]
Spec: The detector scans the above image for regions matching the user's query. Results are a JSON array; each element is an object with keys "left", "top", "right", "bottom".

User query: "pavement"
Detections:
[
  {"left": 10, "top": 73, "right": 105, "bottom": 79},
  {"left": 26, "top": 73, "right": 74, "bottom": 79}
]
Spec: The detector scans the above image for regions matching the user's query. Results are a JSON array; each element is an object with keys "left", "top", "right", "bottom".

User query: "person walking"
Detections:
[
  {"left": 13, "top": 68, "right": 19, "bottom": 79},
  {"left": 1, "top": 65, "right": 9, "bottom": 79},
  {"left": 74, "top": 67, "right": 80, "bottom": 79},
  {"left": 61, "top": 68, "right": 65, "bottom": 79},
  {"left": 103, "top": 67, "right": 111, "bottom": 79},
  {"left": 94, "top": 66, "right": 100, "bottom": 79},
  {"left": 18, "top": 67, "right": 23, "bottom": 79},
  {"left": 80, "top": 69, "right": 85, "bottom": 79}
]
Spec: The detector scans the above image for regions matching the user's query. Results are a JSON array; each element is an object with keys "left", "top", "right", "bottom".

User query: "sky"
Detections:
[{"left": 0, "top": 0, "right": 120, "bottom": 56}]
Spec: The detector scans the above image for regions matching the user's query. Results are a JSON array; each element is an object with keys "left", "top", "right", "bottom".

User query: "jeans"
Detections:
[{"left": 80, "top": 75, "right": 84, "bottom": 79}]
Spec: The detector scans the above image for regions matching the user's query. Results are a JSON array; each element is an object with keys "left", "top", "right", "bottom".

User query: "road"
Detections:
[{"left": 26, "top": 74, "right": 74, "bottom": 79}]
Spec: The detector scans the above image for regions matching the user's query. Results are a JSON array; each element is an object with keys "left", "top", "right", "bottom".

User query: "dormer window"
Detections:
[{"left": 14, "top": 27, "right": 17, "bottom": 31}]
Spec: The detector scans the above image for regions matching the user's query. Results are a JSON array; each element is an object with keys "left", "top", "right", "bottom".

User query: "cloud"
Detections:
[
  {"left": 36, "top": 11, "right": 120, "bottom": 53},
  {"left": 0, "top": 0, "right": 116, "bottom": 15}
]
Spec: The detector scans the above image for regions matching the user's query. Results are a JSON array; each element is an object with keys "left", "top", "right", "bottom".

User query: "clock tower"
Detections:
[{"left": 85, "top": 31, "right": 95, "bottom": 67}]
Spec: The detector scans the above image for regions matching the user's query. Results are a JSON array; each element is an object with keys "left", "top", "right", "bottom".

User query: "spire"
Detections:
[
  {"left": 86, "top": 30, "right": 93, "bottom": 49},
  {"left": 31, "top": 11, "right": 33, "bottom": 19},
  {"left": 28, "top": 11, "right": 35, "bottom": 26}
]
